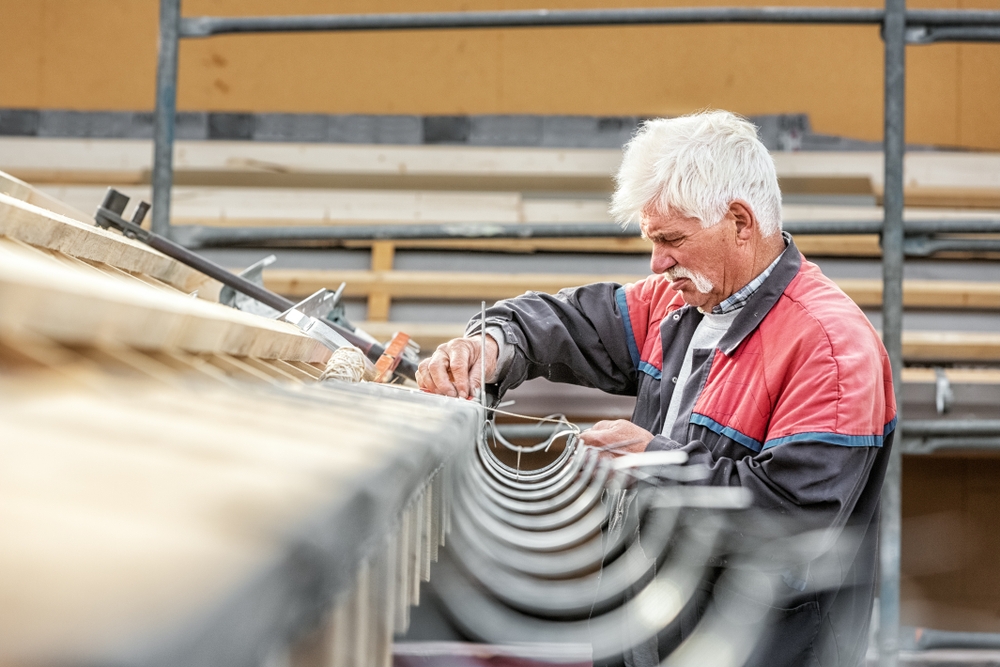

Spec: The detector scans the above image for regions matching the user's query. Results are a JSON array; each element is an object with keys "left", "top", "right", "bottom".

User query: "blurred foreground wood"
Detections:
[{"left": 0, "top": 171, "right": 478, "bottom": 667}]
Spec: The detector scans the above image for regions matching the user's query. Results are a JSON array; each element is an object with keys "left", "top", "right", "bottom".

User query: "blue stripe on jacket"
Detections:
[
  {"left": 614, "top": 286, "right": 640, "bottom": 369},
  {"left": 690, "top": 413, "right": 895, "bottom": 453}
]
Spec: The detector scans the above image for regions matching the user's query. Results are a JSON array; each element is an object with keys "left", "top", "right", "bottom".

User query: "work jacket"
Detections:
[{"left": 470, "top": 238, "right": 896, "bottom": 667}]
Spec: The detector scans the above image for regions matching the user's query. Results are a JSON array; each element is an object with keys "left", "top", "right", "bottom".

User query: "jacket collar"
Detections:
[{"left": 717, "top": 232, "right": 801, "bottom": 356}]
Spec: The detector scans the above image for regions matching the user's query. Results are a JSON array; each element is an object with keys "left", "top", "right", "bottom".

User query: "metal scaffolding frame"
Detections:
[{"left": 151, "top": 4, "right": 1000, "bottom": 665}]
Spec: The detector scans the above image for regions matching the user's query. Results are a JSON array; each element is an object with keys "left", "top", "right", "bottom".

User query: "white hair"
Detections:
[{"left": 610, "top": 110, "right": 783, "bottom": 236}]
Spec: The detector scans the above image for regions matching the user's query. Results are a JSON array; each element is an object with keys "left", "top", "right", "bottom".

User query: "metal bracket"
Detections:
[
  {"left": 276, "top": 291, "right": 353, "bottom": 352},
  {"left": 219, "top": 255, "right": 280, "bottom": 317},
  {"left": 94, "top": 189, "right": 152, "bottom": 241},
  {"left": 934, "top": 368, "right": 954, "bottom": 415}
]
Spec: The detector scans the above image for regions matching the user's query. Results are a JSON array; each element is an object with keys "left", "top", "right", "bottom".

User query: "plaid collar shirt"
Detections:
[{"left": 711, "top": 237, "right": 789, "bottom": 315}]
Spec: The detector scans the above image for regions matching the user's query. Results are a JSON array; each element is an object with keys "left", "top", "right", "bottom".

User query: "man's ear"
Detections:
[{"left": 729, "top": 200, "right": 758, "bottom": 243}]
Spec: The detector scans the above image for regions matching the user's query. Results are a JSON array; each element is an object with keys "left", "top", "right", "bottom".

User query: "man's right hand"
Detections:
[{"left": 417, "top": 335, "right": 499, "bottom": 399}]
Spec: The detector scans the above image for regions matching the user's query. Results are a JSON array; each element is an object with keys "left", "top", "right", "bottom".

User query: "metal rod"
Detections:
[
  {"left": 152, "top": 0, "right": 181, "bottom": 239},
  {"left": 905, "top": 9, "right": 1000, "bottom": 25},
  {"left": 179, "top": 7, "right": 888, "bottom": 38},
  {"left": 909, "top": 25, "right": 1000, "bottom": 43},
  {"left": 95, "top": 210, "right": 419, "bottom": 379},
  {"left": 878, "top": 0, "right": 906, "bottom": 663},
  {"left": 904, "top": 420, "right": 1000, "bottom": 437},
  {"left": 480, "top": 301, "right": 487, "bottom": 410},
  {"left": 904, "top": 237, "right": 1000, "bottom": 257}
]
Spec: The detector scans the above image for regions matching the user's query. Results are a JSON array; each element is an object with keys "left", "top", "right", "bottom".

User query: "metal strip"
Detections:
[{"left": 179, "top": 7, "right": 887, "bottom": 38}]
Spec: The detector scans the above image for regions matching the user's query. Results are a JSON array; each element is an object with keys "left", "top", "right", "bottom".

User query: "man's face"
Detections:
[{"left": 640, "top": 208, "right": 738, "bottom": 310}]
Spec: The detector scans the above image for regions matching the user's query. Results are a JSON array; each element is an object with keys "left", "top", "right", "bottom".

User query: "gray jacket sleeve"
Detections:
[{"left": 466, "top": 283, "right": 639, "bottom": 398}]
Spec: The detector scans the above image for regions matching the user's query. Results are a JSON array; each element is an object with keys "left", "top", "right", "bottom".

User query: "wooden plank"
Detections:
[
  {"left": 340, "top": 237, "right": 654, "bottom": 254},
  {"left": 0, "top": 138, "right": 622, "bottom": 191},
  {"left": 830, "top": 279, "right": 1000, "bottom": 309},
  {"left": 0, "top": 169, "right": 92, "bottom": 223},
  {"left": 357, "top": 320, "right": 1000, "bottom": 363},
  {"left": 40, "top": 185, "right": 533, "bottom": 226},
  {"left": 264, "top": 269, "right": 641, "bottom": 301},
  {"left": 6, "top": 140, "right": 1000, "bottom": 204},
  {"left": 367, "top": 241, "right": 395, "bottom": 322},
  {"left": 903, "top": 331, "right": 1000, "bottom": 363},
  {"left": 0, "top": 191, "right": 222, "bottom": 299},
  {"left": 263, "top": 269, "right": 1000, "bottom": 311},
  {"left": 36, "top": 185, "right": 1000, "bottom": 229},
  {"left": 902, "top": 367, "right": 1000, "bottom": 384},
  {"left": 0, "top": 237, "right": 330, "bottom": 363}
]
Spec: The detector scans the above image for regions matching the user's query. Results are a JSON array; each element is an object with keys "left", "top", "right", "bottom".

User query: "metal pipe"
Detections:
[
  {"left": 904, "top": 237, "right": 1000, "bottom": 256},
  {"left": 179, "top": 7, "right": 887, "bottom": 38},
  {"left": 152, "top": 0, "right": 181, "bottom": 240},
  {"left": 878, "top": 0, "right": 906, "bottom": 663},
  {"left": 905, "top": 9, "right": 1000, "bottom": 25},
  {"left": 169, "top": 219, "right": 1000, "bottom": 249},
  {"left": 904, "top": 420, "right": 1000, "bottom": 437},
  {"left": 903, "top": 437, "right": 1000, "bottom": 454},
  {"left": 908, "top": 25, "right": 1000, "bottom": 43}
]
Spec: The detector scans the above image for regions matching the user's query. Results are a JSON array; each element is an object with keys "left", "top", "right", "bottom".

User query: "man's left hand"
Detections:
[{"left": 578, "top": 420, "right": 654, "bottom": 457}]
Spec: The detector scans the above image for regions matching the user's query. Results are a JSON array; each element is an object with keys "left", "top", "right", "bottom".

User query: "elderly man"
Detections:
[{"left": 417, "top": 110, "right": 895, "bottom": 667}]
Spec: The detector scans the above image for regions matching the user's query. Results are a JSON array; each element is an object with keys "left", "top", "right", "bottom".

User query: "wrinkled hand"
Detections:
[
  {"left": 417, "top": 335, "right": 499, "bottom": 399},
  {"left": 579, "top": 420, "right": 654, "bottom": 457}
]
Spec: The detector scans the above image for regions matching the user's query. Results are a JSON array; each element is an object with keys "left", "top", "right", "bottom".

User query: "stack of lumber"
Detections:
[
  {"left": 2, "top": 137, "right": 999, "bottom": 363},
  {"left": 3, "top": 137, "right": 1000, "bottom": 260},
  {"left": 0, "top": 174, "right": 480, "bottom": 667}
]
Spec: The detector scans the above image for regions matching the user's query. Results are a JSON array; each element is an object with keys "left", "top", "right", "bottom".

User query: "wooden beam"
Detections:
[
  {"left": 356, "top": 320, "right": 1000, "bottom": 364},
  {"left": 263, "top": 269, "right": 1000, "bottom": 311},
  {"left": 0, "top": 170, "right": 91, "bottom": 223},
  {"left": 6, "top": 139, "right": 1000, "bottom": 206},
  {"left": 903, "top": 331, "right": 1000, "bottom": 363},
  {"left": 367, "top": 241, "right": 395, "bottom": 322},
  {"left": 0, "top": 191, "right": 222, "bottom": 298},
  {"left": 265, "top": 269, "right": 642, "bottom": 301},
  {"left": 0, "top": 237, "right": 329, "bottom": 363},
  {"left": 840, "top": 279, "right": 1000, "bottom": 309}
]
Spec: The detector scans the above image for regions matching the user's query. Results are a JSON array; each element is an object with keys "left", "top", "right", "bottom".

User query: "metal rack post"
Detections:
[
  {"left": 151, "top": 0, "right": 180, "bottom": 239},
  {"left": 879, "top": 0, "right": 907, "bottom": 663}
]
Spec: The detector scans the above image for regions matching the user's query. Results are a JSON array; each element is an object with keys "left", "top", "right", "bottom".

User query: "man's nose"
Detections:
[{"left": 650, "top": 247, "right": 676, "bottom": 274}]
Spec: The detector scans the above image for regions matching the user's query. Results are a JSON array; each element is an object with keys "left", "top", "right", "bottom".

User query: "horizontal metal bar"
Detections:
[
  {"left": 788, "top": 220, "right": 1000, "bottom": 236},
  {"left": 173, "top": 223, "right": 633, "bottom": 247},
  {"left": 171, "top": 219, "right": 1000, "bottom": 249},
  {"left": 904, "top": 419, "right": 1000, "bottom": 437},
  {"left": 179, "top": 7, "right": 886, "bottom": 38},
  {"left": 908, "top": 25, "right": 1000, "bottom": 43},
  {"left": 906, "top": 9, "right": 1000, "bottom": 25},
  {"left": 904, "top": 237, "right": 1000, "bottom": 257},
  {"left": 902, "top": 437, "right": 1000, "bottom": 454},
  {"left": 178, "top": 7, "right": 1000, "bottom": 39}
]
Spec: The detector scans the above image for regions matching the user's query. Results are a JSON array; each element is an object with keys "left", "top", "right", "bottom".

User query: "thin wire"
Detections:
[
  {"left": 483, "top": 405, "right": 584, "bottom": 426},
  {"left": 480, "top": 300, "right": 486, "bottom": 410}
]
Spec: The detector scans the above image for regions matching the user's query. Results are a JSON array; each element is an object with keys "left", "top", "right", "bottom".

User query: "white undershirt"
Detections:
[{"left": 660, "top": 309, "right": 740, "bottom": 437}]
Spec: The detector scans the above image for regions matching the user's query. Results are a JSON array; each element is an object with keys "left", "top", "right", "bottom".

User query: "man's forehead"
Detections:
[{"left": 640, "top": 209, "right": 702, "bottom": 236}]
